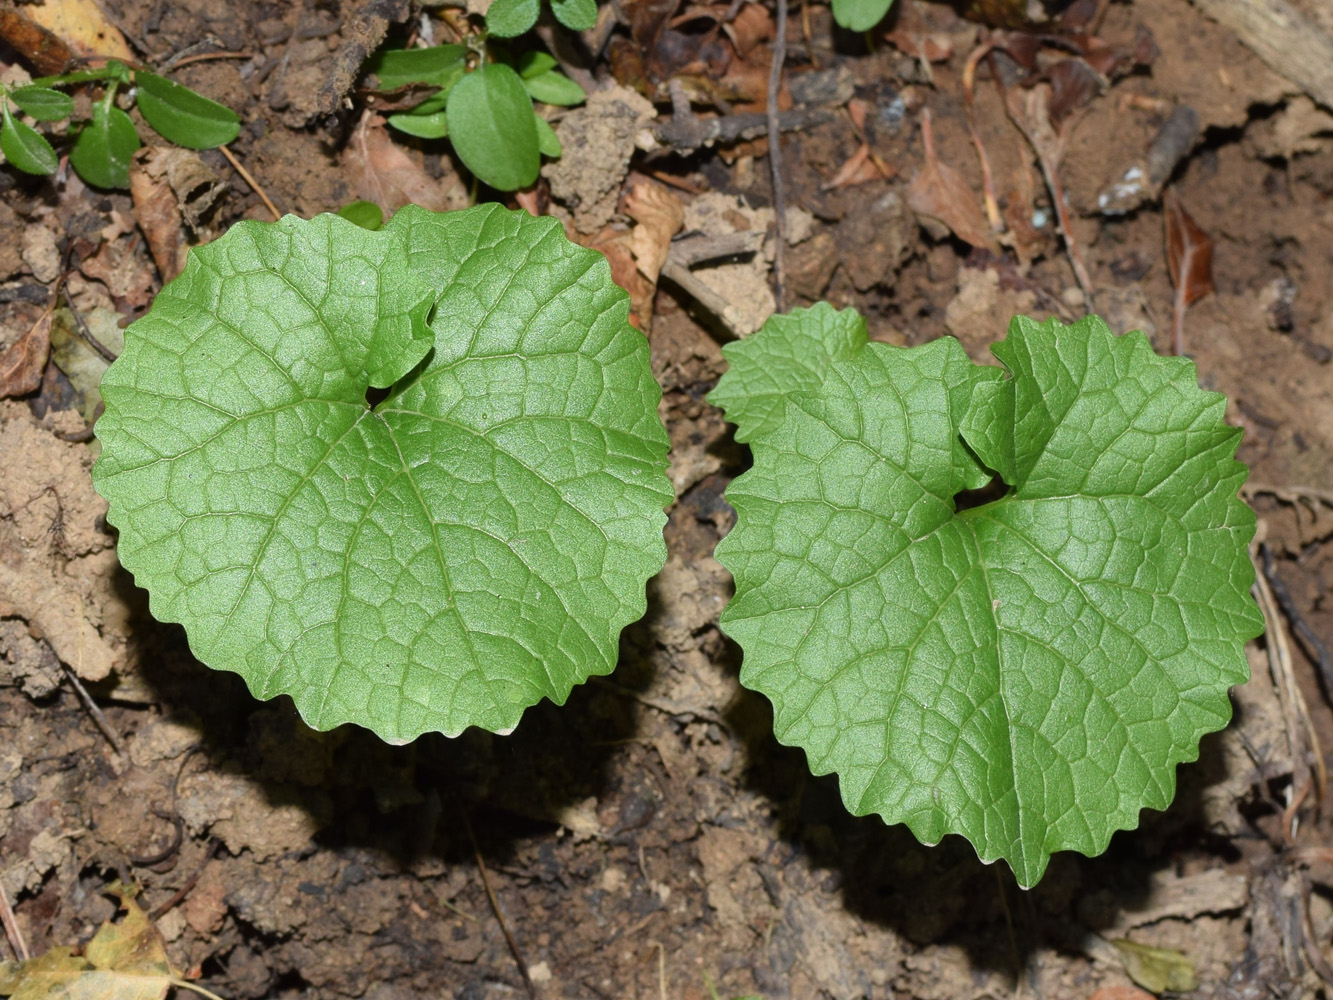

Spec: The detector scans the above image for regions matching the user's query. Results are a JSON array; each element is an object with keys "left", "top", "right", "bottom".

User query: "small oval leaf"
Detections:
[
  {"left": 534, "top": 114, "right": 561, "bottom": 157},
  {"left": 0, "top": 105, "right": 57, "bottom": 174},
  {"left": 336, "top": 200, "right": 384, "bottom": 230},
  {"left": 551, "top": 0, "right": 598, "bottom": 31},
  {"left": 9, "top": 86, "right": 73, "bottom": 122},
  {"left": 135, "top": 71, "right": 241, "bottom": 149},
  {"left": 445, "top": 63, "right": 539, "bottom": 191},
  {"left": 388, "top": 110, "right": 449, "bottom": 139},
  {"left": 831, "top": 0, "right": 894, "bottom": 31},
  {"left": 485, "top": 0, "right": 541, "bottom": 37},
  {"left": 522, "top": 69, "right": 585, "bottom": 107},
  {"left": 368, "top": 45, "right": 467, "bottom": 89},
  {"left": 70, "top": 104, "right": 140, "bottom": 188}
]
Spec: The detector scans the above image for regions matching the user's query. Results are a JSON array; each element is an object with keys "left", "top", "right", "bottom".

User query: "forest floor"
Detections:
[{"left": 3, "top": 0, "right": 1333, "bottom": 997}]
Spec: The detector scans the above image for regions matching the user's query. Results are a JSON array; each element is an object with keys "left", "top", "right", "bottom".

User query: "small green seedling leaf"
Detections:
[
  {"left": 92, "top": 206, "right": 672, "bottom": 742},
  {"left": 831, "top": 0, "right": 894, "bottom": 31},
  {"left": 388, "top": 110, "right": 449, "bottom": 139},
  {"left": 522, "top": 67, "right": 586, "bottom": 106},
  {"left": 446, "top": 64, "right": 540, "bottom": 191},
  {"left": 551, "top": 0, "right": 598, "bottom": 31},
  {"left": 534, "top": 114, "right": 561, "bottom": 157},
  {"left": 134, "top": 71, "right": 241, "bottom": 149},
  {"left": 486, "top": 0, "right": 542, "bottom": 37},
  {"left": 710, "top": 306, "right": 1263, "bottom": 886},
  {"left": 336, "top": 200, "right": 384, "bottom": 230},
  {"left": 9, "top": 85, "right": 74, "bottom": 121},
  {"left": 368, "top": 44, "right": 467, "bottom": 89},
  {"left": 0, "top": 102, "right": 57, "bottom": 175},
  {"left": 70, "top": 104, "right": 140, "bottom": 188}
]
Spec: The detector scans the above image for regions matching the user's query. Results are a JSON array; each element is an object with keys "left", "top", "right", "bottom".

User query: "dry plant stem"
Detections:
[
  {"left": 150, "top": 838, "right": 222, "bottom": 921},
  {"left": 766, "top": 0, "right": 789, "bottom": 311},
  {"left": 168, "top": 50, "right": 250, "bottom": 69},
  {"left": 1261, "top": 542, "right": 1333, "bottom": 708},
  {"left": 61, "top": 662, "right": 125, "bottom": 756},
  {"left": 962, "top": 41, "right": 1004, "bottom": 233},
  {"left": 0, "top": 879, "right": 29, "bottom": 961},
  {"left": 1253, "top": 545, "right": 1324, "bottom": 830},
  {"left": 461, "top": 806, "right": 537, "bottom": 1000},
  {"left": 218, "top": 145, "right": 282, "bottom": 221},
  {"left": 1171, "top": 273, "right": 1188, "bottom": 357}
]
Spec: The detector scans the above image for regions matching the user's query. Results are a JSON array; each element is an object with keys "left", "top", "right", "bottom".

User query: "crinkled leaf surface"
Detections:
[
  {"left": 710, "top": 307, "right": 1262, "bottom": 885},
  {"left": 93, "top": 206, "right": 671, "bottom": 742}
]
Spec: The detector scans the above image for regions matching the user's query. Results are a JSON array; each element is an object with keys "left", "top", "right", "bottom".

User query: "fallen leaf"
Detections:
[
  {"left": 23, "top": 0, "right": 134, "bottom": 62},
  {"left": 1164, "top": 188, "right": 1213, "bottom": 355},
  {"left": 0, "top": 882, "right": 211, "bottom": 1000},
  {"left": 342, "top": 111, "right": 468, "bottom": 217},
  {"left": 1088, "top": 987, "right": 1156, "bottom": 1000},
  {"left": 1111, "top": 939, "right": 1198, "bottom": 994},
  {"left": 0, "top": 7, "right": 73, "bottom": 75},
  {"left": 824, "top": 99, "right": 895, "bottom": 191},
  {"left": 0, "top": 308, "right": 53, "bottom": 399},
  {"left": 907, "top": 108, "right": 997, "bottom": 251},
  {"left": 130, "top": 151, "right": 186, "bottom": 283},
  {"left": 80, "top": 240, "right": 156, "bottom": 309},
  {"left": 624, "top": 176, "right": 684, "bottom": 285}
]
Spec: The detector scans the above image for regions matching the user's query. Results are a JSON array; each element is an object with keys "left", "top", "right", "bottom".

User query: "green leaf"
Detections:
[
  {"left": 0, "top": 102, "right": 57, "bottom": 174},
  {"left": 134, "top": 71, "right": 241, "bottom": 149},
  {"left": 388, "top": 110, "right": 449, "bottom": 139},
  {"left": 368, "top": 45, "right": 467, "bottom": 90},
  {"left": 831, "top": 0, "right": 894, "bottom": 31},
  {"left": 522, "top": 68, "right": 585, "bottom": 106},
  {"left": 92, "top": 206, "right": 672, "bottom": 742},
  {"left": 446, "top": 64, "right": 540, "bottom": 191},
  {"left": 551, "top": 0, "right": 598, "bottom": 31},
  {"left": 518, "top": 51, "right": 559, "bottom": 79},
  {"left": 69, "top": 104, "right": 140, "bottom": 188},
  {"left": 534, "top": 114, "right": 561, "bottom": 157},
  {"left": 710, "top": 308, "right": 1263, "bottom": 886},
  {"left": 9, "top": 86, "right": 73, "bottom": 122},
  {"left": 486, "top": 0, "right": 541, "bottom": 38},
  {"left": 337, "top": 200, "right": 384, "bottom": 230}
]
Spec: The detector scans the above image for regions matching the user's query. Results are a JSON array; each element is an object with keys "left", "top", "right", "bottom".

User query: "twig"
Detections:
[
  {"left": 460, "top": 806, "right": 537, "bottom": 999},
  {"left": 218, "top": 146, "right": 282, "bottom": 221},
  {"left": 648, "top": 940, "right": 667, "bottom": 1000},
  {"left": 1252, "top": 543, "right": 1324, "bottom": 827},
  {"left": 1261, "top": 543, "right": 1333, "bottom": 707},
  {"left": 61, "top": 662, "right": 124, "bottom": 755},
  {"left": 168, "top": 50, "right": 251, "bottom": 70},
  {"left": 0, "top": 879, "right": 29, "bottom": 961},
  {"left": 652, "top": 90, "right": 830, "bottom": 153},
  {"left": 149, "top": 838, "right": 222, "bottom": 921},
  {"left": 962, "top": 40, "right": 1004, "bottom": 233},
  {"left": 766, "top": 0, "right": 789, "bottom": 311},
  {"left": 62, "top": 289, "right": 117, "bottom": 362}
]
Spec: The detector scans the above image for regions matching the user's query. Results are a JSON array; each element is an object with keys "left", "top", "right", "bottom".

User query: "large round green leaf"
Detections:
[
  {"left": 93, "top": 206, "right": 672, "bottom": 741},
  {"left": 710, "top": 306, "right": 1263, "bottom": 886}
]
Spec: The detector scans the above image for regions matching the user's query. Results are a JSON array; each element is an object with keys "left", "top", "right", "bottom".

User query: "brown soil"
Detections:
[{"left": 3, "top": 0, "right": 1333, "bottom": 998}]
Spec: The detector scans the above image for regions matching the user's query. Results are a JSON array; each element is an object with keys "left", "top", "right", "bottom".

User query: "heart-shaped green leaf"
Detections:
[
  {"left": 135, "top": 71, "right": 241, "bottom": 149},
  {"left": 70, "top": 104, "right": 140, "bottom": 188},
  {"left": 93, "top": 207, "right": 672, "bottom": 741},
  {"left": 710, "top": 307, "right": 1262, "bottom": 886},
  {"left": 446, "top": 63, "right": 540, "bottom": 191}
]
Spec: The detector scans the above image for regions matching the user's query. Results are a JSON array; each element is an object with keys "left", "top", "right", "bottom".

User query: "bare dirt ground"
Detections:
[{"left": 3, "top": 0, "right": 1333, "bottom": 997}]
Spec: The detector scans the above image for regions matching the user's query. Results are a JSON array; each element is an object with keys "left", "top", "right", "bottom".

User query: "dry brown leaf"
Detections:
[
  {"left": 23, "top": 0, "right": 133, "bottom": 62},
  {"left": 130, "top": 151, "right": 186, "bottom": 283},
  {"left": 342, "top": 111, "right": 468, "bottom": 217},
  {"left": 624, "top": 176, "right": 684, "bottom": 285},
  {"left": 724, "top": 2, "right": 774, "bottom": 57},
  {"left": 1164, "top": 188, "right": 1214, "bottom": 355},
  {"left": 80, "top": 241, "right": 156, "bottom": 310},
  {"left": 0, "top": 7, "right": 73, "bottom": 75},
  {"left": 907, "top": 109, "right": 997, "bottom": 251},
  {"left": 0, "top": 308, "right": 53, "bottom": 399},
  {"left": 0, "top": 882, "right": 214, "bottom": 1000}
]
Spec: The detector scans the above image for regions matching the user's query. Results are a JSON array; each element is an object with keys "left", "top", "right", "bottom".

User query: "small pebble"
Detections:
[{"left": 1061, "top": 287, "right": 1086, "bottom": 308}]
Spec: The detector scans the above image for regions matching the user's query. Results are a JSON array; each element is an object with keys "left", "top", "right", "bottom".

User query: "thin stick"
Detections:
[
  {"left": 150, "top": 838, "right": 222, "bottom": 921},
  {"left": 0, "top": 879, "right": 29, "bottom": 961},
  {"left": 765, "top": 0, "right": 789, "bottom": 311},
  {"left": 460, "top": 806, "right": 537, "bottom": 999},
  {"left": 218, "top": 145, "right": 282, "bottom": 221},
  {"left": 1261, "top": 543, "right": 1333, "bottom": 709},
  {"left": 61, "top": 662, "right": 124, "bottom": 755},
  {"left": 169, "top": 50, "right": 251, "bottom": 70}
]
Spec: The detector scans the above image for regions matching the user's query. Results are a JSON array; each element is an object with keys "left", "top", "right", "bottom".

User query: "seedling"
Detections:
[
  {"left": 709, "top": 304, "right": 1263, "bottom": 886},
  {"left": 91, "top": 205, "right": 672, "bottom": 742},
  {"left": 0, "top": 60, "right": 240, "bottom": 188},
  {"left": 365, "top": 6, "right": 590, "bottom": 192}
]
